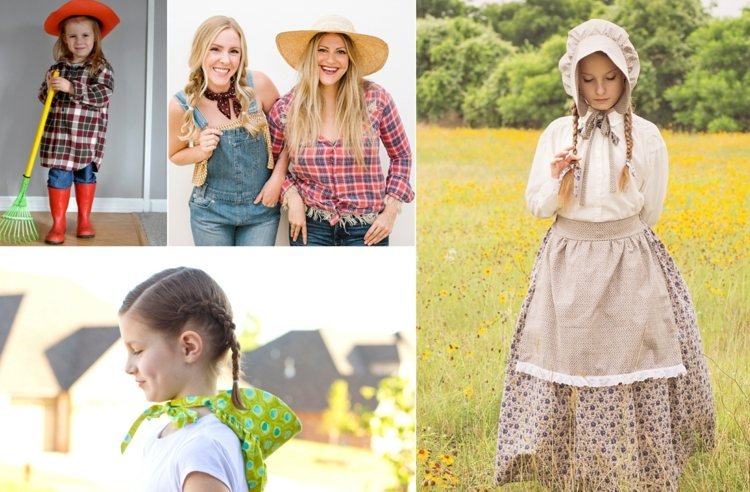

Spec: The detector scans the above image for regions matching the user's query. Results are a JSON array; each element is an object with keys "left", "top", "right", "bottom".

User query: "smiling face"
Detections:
[
  {"left": 63, "top": 17, "right": 96, "bottom": 63},
  {"left": 202, "top": 27, "right": 242, "bottom": 92},
  {"left": 578, "top": 51, "right": 626, "bottom": 112},
  {"left": 316, "top": 33, "right": 349, "bottom": 89},
  {"left": 119, "top": 312, "right": 189, "bottom": 402}
]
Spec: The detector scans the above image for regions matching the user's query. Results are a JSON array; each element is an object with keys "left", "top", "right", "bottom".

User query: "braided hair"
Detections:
[
  {"left": 120, "top": 267, "right": 245, "bottom": 409},
  {"left": 560, "top": 101, "right": 633, "bottom": 207}
]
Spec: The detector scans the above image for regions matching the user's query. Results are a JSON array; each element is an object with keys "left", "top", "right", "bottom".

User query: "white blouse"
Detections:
[{"left": 525, "top": 111, "right": 668, "bottom": 226}]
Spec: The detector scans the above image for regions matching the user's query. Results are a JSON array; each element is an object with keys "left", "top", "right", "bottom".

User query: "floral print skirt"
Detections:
[{"left": 495, "top": 219, "right": 715, "bottom": 491}]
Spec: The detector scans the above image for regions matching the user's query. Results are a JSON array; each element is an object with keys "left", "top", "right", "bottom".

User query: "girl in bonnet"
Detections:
[
  {"left": 268, "top": 15, "right": 414, "bottom": 246},
  {"left": 494, "top": 20, "right": 715, "bottom": 490}
]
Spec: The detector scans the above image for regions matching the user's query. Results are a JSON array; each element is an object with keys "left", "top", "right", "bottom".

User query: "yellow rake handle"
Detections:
[{"left": 24, "top": 70, "right": 59, "bottom": 179}]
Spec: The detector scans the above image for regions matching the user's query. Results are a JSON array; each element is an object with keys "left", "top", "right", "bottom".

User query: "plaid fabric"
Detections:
[
  {"left": 268, "top": 82, "right": 414, "bottom": 225},
  {"left": 38, "top": 61, "right": 114, "bottom": 171}
]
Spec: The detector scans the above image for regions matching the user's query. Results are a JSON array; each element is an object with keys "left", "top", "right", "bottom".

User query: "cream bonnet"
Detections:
[{"left": 558, "top": 19, "right": 640, "bottom": 115}]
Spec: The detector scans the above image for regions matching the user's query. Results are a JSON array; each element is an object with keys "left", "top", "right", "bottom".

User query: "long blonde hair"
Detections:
[
  {"left": 54, "top": 16, "right": 109, "bottom": 74},
  {"left": 286, "top": 32, "right": 371, "bottom": 167},
  {"left": 560, "top": 101, "right": 634, "bottom": 207},
  {"left": 180, "top": 16, "right": 265, "bottom": 143}
]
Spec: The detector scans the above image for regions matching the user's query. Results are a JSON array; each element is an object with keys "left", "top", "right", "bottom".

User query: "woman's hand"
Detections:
[
  {"left": 287, "top": 191, "right": 307, "bottom": 245},
  {"left": 254, "top": 174, "right": 283, "bottom": 207},
  {"left": 550, "top": 145, "right": 580, "bottom": 179},
  {"left": 197, "top": 128, "right": 223, "bottom": 160},
  {"left": 364, "top": 202, "right": 398, "bottom": 246},
  {"left": 46, "top": 72, "right": 72, "bottom": 94}
]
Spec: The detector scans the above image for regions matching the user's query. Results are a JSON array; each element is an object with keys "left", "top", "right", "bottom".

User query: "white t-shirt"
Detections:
[
  {"left": 525, "top": 111, "right": 668, "bottom": 226},
  {"left": 141, "top": 414, "right": 248, "bottom": 492}
]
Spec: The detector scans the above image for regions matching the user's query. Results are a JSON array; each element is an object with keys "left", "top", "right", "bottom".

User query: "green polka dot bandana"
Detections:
[{"left": 121, "top": 388, "right": 302, "bottom": 491}]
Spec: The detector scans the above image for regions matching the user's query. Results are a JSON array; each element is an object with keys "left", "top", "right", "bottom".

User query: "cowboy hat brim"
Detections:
[
  {"left": 276, "top": 29, "right": 389, "bottom": 76},
  {"left": 45, "top": 0, "right": 120, "bottom": 39}
]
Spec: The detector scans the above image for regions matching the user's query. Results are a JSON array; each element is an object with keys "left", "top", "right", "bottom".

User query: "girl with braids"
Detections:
[
  {"left": 494, "top": 20, "right": 714, "bottom": 490},
  {"left": 119, "top": 267, "right": 301, "bottom": 491},
  {"left": 268, "top": 15, "right": 414, "bottom": 246},
  {"left": 168, "top": 16, "right": 285, "bottom": 246}
]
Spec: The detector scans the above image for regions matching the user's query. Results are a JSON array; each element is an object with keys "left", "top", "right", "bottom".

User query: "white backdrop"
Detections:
[{"left": 166, "top": 0, "right": 416, "bottom": 246}]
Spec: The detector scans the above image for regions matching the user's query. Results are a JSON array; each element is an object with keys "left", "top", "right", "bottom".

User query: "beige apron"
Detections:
[{"left": 516, "top": 215, "right": 685, "bottom": 387}]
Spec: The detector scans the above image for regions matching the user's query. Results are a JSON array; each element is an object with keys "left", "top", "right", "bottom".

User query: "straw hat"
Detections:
[
  {"left": 44, "top": 0, "right": 120, "bottom": 39},
  {"left": 559, "top": 19, "right": 640, "bottom": 115},
  {"left": 276, "top": 15, "right": 389, "bottom": 76}
]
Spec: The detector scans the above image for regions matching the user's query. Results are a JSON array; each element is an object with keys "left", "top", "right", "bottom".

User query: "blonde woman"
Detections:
[
  {"left": 168, "top": 16, "right": 285, "bottom": 246},
  {"left": 268, "top": 15, "right": 414, "bottom": 246}
]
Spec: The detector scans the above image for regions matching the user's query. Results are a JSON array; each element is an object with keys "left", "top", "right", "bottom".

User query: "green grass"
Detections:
[{"left": 416, "top": 127, "right": 750, "bottom": 490}]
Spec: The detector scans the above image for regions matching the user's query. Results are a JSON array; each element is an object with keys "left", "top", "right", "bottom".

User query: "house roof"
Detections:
[
  {"left": 46, "top": 326, "right": 121, "bottom": 390},
  {"left": 241, "top": 329, "right": 409, "bottom": 413},
  {"left": 0, "top": 294, "right": 22, "bottom": 357},
  {"left": 0, "top": 270, "right": 119, "bottom": 397}
]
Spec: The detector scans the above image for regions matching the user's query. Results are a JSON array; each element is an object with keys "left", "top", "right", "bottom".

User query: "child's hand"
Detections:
[
  {"left": 197, "top": 128, "right": 223, "bottom": 160},
  {"left": 550, "top": 145, "right": 580, "bottom": 179},
  {"left": 46, "top": 72, "right": 72, "bottom": 94}
]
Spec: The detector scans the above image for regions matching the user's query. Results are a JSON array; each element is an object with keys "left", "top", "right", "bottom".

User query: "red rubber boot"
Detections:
[
  {"left": 44, "top": 187, "right": 71, "bottom": 245},
  {"left": 75, "top": 183, "right": 96, "bottom": 238}
]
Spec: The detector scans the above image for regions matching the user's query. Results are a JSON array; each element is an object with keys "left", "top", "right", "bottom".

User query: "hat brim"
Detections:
[
  {"left": 276, "top": 30, "right": 389, "bottom": 76},
  {"left": 44, "top": 0, "right": 120, "bottom": 39},
  {"left": 571, "top": 35, "right": 632, "bottom": 115}
]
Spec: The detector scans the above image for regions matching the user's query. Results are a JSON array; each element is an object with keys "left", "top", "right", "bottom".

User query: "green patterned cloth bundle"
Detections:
[{"left": 122, "top": 388, "right": 302, "bottom": 491}]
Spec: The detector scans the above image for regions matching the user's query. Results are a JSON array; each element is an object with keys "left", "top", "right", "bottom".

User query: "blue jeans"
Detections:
[
  {"left": 290, "top": 214, "right": 389, "bottom": 247},
  {"left": 47, "top": 163, "right": 96, "bottom": 189},
  {"left": 189, "top": 188, "right": 280, "bottom": 246}
]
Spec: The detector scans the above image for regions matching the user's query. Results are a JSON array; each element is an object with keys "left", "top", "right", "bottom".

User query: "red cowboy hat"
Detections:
[{"left": 44, "top": 0, "right": 120, "bottom": 39}]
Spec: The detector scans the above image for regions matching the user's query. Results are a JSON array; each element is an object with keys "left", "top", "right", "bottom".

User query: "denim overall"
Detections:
[{"left": 175, "top": 75, "right": 279, "bottom": 246}]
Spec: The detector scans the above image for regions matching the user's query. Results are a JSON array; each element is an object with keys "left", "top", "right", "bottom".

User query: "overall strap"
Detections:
[
  {"left": 244, "top": 70, "right": 260, "bottom": 114},
  {"left": 174, "top": 90, "right": 208, "bottom": 128}
]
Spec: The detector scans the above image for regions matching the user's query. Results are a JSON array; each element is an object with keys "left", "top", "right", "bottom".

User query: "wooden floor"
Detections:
[{"left": 0, "top": 212, "right": 148, "bottom": 246}]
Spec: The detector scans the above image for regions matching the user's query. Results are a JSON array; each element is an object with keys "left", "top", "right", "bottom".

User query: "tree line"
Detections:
[{"left": 417, "top": 0, "right": 750, "bottom": 131}]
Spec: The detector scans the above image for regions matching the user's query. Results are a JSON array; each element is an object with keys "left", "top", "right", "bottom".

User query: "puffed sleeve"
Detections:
[
  {"left": 525, "top": 121, "right": 566, "bottom": 218},
  {"left": 638, "top": 131, "right": 669, "bottom": 227}
]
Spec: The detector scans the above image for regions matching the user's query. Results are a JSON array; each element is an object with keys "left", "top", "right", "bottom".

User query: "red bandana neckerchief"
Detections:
[{"left": 204, "top": 84, "right": 241, "bottom": 120}]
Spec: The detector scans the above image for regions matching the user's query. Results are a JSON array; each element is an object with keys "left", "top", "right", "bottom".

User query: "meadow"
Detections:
[{"left": 416, "top": 126, "right": 750, "bottom": 490}]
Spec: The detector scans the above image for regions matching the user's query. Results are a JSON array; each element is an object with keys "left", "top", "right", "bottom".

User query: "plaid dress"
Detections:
[
  {"left": 38, "top": 60, "right": 114, "bottom": 171},
  {"left": 268, "top": 82, "right": 414, "bottom": 225}
]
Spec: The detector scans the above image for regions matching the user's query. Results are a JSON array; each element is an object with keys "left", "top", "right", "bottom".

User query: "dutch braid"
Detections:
[
  {"left": 121, "top": 267, "right": 245, "bottom": 410},
  {"left": 178, "top": 299, "right": 245, "bottom": 410}
]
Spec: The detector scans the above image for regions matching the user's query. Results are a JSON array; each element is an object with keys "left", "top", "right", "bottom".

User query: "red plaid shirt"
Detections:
[
  {"left": 268, "top": 82, "right": 414, "bottom": 224},
  {"left": 38, "top": 61, "right": 114, "bottom": 171}
]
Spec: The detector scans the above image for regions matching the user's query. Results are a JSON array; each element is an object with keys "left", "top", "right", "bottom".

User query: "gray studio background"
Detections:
[{"left": 0, "top": 0, "right": 166, "bottom": 213}]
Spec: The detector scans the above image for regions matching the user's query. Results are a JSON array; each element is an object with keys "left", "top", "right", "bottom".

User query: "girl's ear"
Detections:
[{"left": 179, "top": 330, "right": 204, "bottom": 362}]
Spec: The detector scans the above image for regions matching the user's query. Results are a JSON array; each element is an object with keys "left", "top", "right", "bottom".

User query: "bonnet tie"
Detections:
[
  {"left": 121, "top": 389, "right": 302, "bottom": 491},
  {"left": 204, "top": 84, "right": 242, "bottom": 120},
  {"left": 560, "top": 110, "right": 630, "bottom": 206}
]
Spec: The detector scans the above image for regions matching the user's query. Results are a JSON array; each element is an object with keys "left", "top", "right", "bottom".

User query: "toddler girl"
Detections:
[{"left": 40, "top": 0, "right": 118, "bottom": 244}]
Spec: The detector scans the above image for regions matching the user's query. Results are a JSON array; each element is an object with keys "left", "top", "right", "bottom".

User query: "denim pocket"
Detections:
[{"left": 189, "top": 189, "right": 214, "bottom": 210}]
